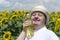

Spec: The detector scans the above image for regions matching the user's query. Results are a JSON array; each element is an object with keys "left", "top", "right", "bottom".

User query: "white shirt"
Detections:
[{"left": 25, "top": 26, "right": 59, "bottom": 40}]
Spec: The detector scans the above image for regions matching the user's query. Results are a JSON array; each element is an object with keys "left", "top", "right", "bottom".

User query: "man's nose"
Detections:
[
  {"left": 34, "top": 17, "right": 38, "bottom": 19},
  {"left": 34, "top": 15, "right": 39, "bottom": 19}
]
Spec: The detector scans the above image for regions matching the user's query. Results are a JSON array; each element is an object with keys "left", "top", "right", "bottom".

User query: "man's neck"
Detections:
[{"left": 34, "top": 24, "right": 45, "bottom": 30}]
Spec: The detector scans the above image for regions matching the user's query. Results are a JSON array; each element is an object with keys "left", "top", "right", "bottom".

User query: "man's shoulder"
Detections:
[
  {"left": 46, "top": 29, "right": 56, "bottom": 35},
  {"left": 44, "top": 27, "right": 56, "bottom": 34},
  {"left": 46, "top": 29, "right": 59, "bottom": 40}
]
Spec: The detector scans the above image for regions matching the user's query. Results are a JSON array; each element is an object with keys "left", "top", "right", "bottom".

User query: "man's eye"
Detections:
[
  {"left": 38, "top": 14, "right": 43, "bottom": 16},
  {"left": 32, "top": 13, "right": 36, "bottom": 16}
]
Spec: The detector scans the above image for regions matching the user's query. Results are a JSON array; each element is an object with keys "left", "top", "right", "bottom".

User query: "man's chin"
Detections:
[
  {"left": 33, "top": 23, "right": 38, "bottom": 25},
  {"left": 32, "top": 21, "right": 39, "bottom": 23},
  {"left": 32, "top": 22, "right": 40, "bottom": 24}
]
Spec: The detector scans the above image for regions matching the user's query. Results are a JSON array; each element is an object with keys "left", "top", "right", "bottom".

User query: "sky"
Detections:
[{"left": 0, "top": 0, "right": 60, "bottom": 12}]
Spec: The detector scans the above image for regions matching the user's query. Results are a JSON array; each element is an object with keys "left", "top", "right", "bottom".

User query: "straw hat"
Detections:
[{"left": 31, "top": 5, "right": 49, "bottom": 24}]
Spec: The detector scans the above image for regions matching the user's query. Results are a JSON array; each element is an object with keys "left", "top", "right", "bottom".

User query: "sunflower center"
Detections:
[{"left": 5, "top": 34, "right": 9, "bottom": 38}]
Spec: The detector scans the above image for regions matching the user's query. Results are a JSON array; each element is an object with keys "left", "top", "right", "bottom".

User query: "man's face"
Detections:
[{"left": 31, "top": 11, "right": 46, "bottom": 26}]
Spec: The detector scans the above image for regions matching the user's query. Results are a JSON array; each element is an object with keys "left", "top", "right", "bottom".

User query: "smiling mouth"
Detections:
[{"left": 32, "top": 17, "right": 40, "bottom": 21}]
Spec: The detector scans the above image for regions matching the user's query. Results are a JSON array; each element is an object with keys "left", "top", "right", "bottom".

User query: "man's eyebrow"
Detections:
[{"left": 31, "top": 12, "right": 36, "bottom": 15}]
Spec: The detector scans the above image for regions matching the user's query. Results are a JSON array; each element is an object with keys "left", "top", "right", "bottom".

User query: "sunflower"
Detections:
[
  {"left": 56, "top": 11, "right": 60, "bottom": 18},
  {"left": 20, "top": 10, "right": 26, "bottom": 18},
  {"left": 10, "top": 15, "right": 19, "bottom": 20},
  {"left": 0, "top": 12, "right": 3, "bottom": 16},
  {"left": 13, "top": 12, "right": 18, "bottom": 15},
  {"left": 12, "top": 10, "right": 16, "bottom": 13},
  {"left": 3, "top": 10, "right": 9, "bottom": 17},
  {"left": 1, "top": 17, "right": 8, "bottom": 23},
  {"left": 52, "top": 16, "right": 56, "bottom": 21},
  {"left": 16, "top": 10, "right": 23, "bottom": 18},
  {"left": 12, "top": 11, "right": 18, "bottom": 15},
  {"left": 25, "top": 10, "right": 30, "bottom": 14},
  {"left": 17, "top": 10, "right": 22, "bottom": 14},
  {"left": 0, "top": 21, "right": 2, "bottom": 26},
  {"left": 54, "top": 18, "right": 60, "bottom": 32},
  {"left": 3, "top": 31, "right": 11, "bottom": 40},
  {"left": 22, "top": 13, "right": 26, "bottom": 18}
]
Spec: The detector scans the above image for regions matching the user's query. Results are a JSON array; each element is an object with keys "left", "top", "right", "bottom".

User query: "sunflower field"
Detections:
[{"left": 0, "top": 10, "right": 60, "bottom": 40}]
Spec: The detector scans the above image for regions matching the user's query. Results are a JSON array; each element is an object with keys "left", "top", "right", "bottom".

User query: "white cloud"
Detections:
[
  {"left": 8, "top": 0, "right": 20, "bottom": 2},
  {"left": 3, "top": 1, "right": 11, "bottom": 7},
  {"left": 0, "top": 0, "right": 11, "bottom": 7},
  {"left": 54, "top": 6, "right": 60, "bottom": 11},
  {"left": 14, "top": 2, "right": 25, "bottom": 7},
  {"left": 11, "top": 2, "right": 26, "bottom": 9},
  {"left": 43, "top": 0, "right": 50, "bottom": 3},
  {"left": 0, "top": 0, "right": 4, "bottom": 4},
  {"left": 0, "top": 0, "right": 60, "bottom": 11}
]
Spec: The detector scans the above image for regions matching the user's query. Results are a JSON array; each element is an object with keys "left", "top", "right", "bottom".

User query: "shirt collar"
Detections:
[{"left": 35, "top": 26, "right": 47, "bottom": 32}]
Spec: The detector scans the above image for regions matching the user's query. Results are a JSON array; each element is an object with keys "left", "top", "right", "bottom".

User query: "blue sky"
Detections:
[{"left": 0, "top": 0, "right": 60, "bottom": 12}]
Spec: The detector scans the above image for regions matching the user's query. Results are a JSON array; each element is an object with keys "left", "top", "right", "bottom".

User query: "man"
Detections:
[{"left": 17, "top": 5, "right": 59, "bottom": 40}]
